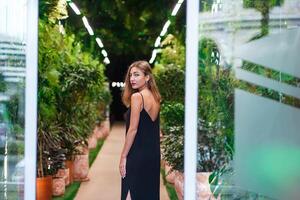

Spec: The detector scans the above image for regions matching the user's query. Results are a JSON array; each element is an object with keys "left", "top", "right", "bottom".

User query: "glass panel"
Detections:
[
  {"left": 198, "top": 0, "right": 300, "bottom": 199},
  {"left": 0, "top": 0, "right": 27, "bottom": 199}
]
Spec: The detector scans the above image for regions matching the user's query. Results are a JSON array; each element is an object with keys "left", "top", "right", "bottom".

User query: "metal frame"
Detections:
[
  {"left": 24, "top": 0, "right": 38, "bottom": 199},
  {"left": 184, "top": 0, "right": 199, "bottom": 199}
]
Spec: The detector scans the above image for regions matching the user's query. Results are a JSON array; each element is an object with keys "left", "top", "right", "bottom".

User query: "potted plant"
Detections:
[
  {"left": 51, "top": 148, "right": 67, "bottom": 197},
  {"left": 36, "top": 122, "right": 61, "bottom": 200}
]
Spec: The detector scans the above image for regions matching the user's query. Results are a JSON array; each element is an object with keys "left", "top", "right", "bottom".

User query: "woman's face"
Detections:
[{"left": 129, "top": 67, "right": 148, "bottom": 90}]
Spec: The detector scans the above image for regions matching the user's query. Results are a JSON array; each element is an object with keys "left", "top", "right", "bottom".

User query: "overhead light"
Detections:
[
  {"left": 101, "top": 50, "right": 108, "bottom": 57},
  {"left": 112, "top": 82, "right": 116, "bottom": 87},
  {"left": 149, "top": 49, "right": 158, "bottom": 64},
  {"left": 154, "top": 37, "right": 161, "bottom": 47},
  {"left": 82, "top": 16, "right": 94, "bottom": 35},
  {"left": 104, "top": 57, "right": 110, "bottom": 64},
  {"left": 69, "top": 2, "right": 81, "bottom": 15},
  {"left": 96, "top": 37, "right": 104, "bottom": 48},
  {"left": 171, "top": 3, "right": 182, "bottom": 16},
  {"left": 160, "top": 20, "right": 171, "bottom": 37}
]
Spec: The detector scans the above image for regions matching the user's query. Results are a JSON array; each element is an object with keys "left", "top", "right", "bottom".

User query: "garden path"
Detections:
[{"left": 75, "top": 122, "right": 170, "bottom": 200}]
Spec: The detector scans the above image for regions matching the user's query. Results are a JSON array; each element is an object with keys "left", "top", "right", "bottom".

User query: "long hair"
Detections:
[{"left": 122, "top": 60, "right": 161, "bottom": 107}]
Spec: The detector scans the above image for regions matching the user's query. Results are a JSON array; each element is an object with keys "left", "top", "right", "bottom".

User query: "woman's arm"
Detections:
[{"left": 119, "top": 93, "right": 142, "bottom": 178}]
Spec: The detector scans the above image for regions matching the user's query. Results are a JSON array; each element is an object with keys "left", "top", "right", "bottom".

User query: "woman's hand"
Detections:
[{"left": 119, "top": 156, "right": 127, "bottom": 178}]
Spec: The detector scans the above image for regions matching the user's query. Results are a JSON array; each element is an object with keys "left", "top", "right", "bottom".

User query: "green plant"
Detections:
[
  {"left": 154, "top": 37, "right": 186, "bottom": 172},
  {"left": 243, "top": 0, "right": 284, "bottom": 36},
  {"left": 0, "top": 73, "right": 7, "bottom": 92},
  {"left": 197, "top": 38, "right": 235, "bottom": 172},
  {"left": 154, "top": 67, "right": 185, "bottom": 104},
  {"left": 160, "top": 102, "right": 184, "bottom": 172},
  {"left": 50, "top": 148, "right": 67, "bottom": 176},
  {"left": 38, "top": 18, "right": 111, "bottom": 167},
  {"left": 7, "top": 140, "right": 24, "bottom": 155}
]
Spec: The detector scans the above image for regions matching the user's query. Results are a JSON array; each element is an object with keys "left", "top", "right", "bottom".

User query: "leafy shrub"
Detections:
[
  {"left": 155, "top": 66, "right": 185, "bottom": 103},
  {"left": 160, "top": 102, "right": 184, "bottom": 172}
]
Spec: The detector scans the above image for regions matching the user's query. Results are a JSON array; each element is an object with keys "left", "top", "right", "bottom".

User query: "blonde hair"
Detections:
[{"left": 122, "top": 61, "right": 161, "bottom": 107}]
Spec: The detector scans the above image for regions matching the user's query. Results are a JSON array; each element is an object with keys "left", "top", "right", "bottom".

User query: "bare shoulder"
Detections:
[{"left": 130, "top": 93, "right": 143, "bottom": 107}]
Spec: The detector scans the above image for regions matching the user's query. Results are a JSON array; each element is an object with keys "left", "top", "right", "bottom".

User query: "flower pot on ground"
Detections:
[
  {"left": 52, "top": 177, "right": 65, "bottom": 196},
  {"left": 93, "top": 126, "right": 102, "bottom": 139},
  {"left": 65, "top": 160, "right": 74, "bottom": 184},
  {"left": 36, "top": 176, "right": 52, "bottom": 200},
  {"left": 196, "top": 172, "right": 220, "bottom": 200},
  {"left": 88, "top": 134, "right": 97, "bottom": 149},
  {"left": 56, "top": 168, "right": 70, "bottom": 186},
  {"left": 73, "top": 142, "right": 89, "bottom": 181},
  {"left": 165, "top": 163, "right": 176, "bottom": 184},
  {"left": 174, "top": 172, "right": 220, "bottom": 200},
  {"left": 100, "top": 119, "right": 110, "bottom": 138},
  {"left": 73, "top": 154, "right": 89, "bottom": 181},
  {"left": 174, "top": 171, "right": 184, "bottom": 200}
]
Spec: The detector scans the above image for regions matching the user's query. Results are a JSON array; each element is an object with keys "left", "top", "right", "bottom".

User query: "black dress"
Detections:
[{"left": 121, "top": 93, "right": 160, "bottom": 200}]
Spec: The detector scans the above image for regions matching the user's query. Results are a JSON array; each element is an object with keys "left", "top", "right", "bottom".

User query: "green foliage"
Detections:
[
  {"left": 0, "top": 73, "right": 6, "bottom": 92},
  {"left": 198, "top": 38, "right": 235, "bottom": 172},
  {"left": 65, "top": 0, "right": 185, "bottom": 62},
  {"left": 158, "top": 37, "right": 235, "bottom": 173},
  {"left": 7, "top": 140, "right": 24, "bottom": 155},
  {"left": 154, "top": 35, "right": 185, "bottom": 172},
  {"left": 39, "top": 0, "right": 68, "bottom": 22},
  {"left": 38, "top": 19, "right": 111, "bottom": 176},
  {"left": 160, "top": 102, "right": 184, "bottom": 129},
  {"left": 157, "top": 35, "right": 185, "bottom": 70},
  {"left": 160, "top": 102, "right": 184, "bottom": 172},
  {"left": 155, "top": 67, "right": 185, "bottom": 104},
  {"left": 200, "top": 0, "right": 214, "bottom": 12},
  {"left": 243, "top": 0, "right": 284, "bottom": 36},
  {"left": 161, "top": 129, "right": 184, "bottom": 172},
  {"left": 243, "top": 0, "right": 283, "bottom": 10}
]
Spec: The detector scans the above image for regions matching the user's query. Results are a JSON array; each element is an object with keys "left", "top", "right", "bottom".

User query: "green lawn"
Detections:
[
  {"left": 89, "top": 139, "right": 105, "bottom": 167},
  {"left": 53, "top": 139, "right": 105, "bottom": 200}
]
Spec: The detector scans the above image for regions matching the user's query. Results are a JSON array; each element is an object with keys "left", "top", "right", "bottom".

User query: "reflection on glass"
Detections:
[
  {"left": 0, "top": 0, "right": 27, "bottom": 199},
  {"left": 198, "top": 0, "right": 300, "bottom": 199}
]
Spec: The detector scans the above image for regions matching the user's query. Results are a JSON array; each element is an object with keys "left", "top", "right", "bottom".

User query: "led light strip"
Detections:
[
  {"left": 149, "top": 0, "right": 184, "bottom": 64},
  {"left": 66, "top": 0, "right": 110, "bottom": 65}
]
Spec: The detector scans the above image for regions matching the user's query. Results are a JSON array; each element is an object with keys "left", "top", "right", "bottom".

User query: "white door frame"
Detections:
[
  {"left": 184, "top": 0, "right": 199, "bottom": 199},
  {"left": 24, "top": 0, "right": 38, "bottom": 199}
]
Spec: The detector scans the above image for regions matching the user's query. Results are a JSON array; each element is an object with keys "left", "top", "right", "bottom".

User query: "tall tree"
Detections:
[
  {"left": 244, "top": 0, "right": 284, "bottom": 36},
  {"left": 64, "top": 0, "right": 185, "bottom": 75}
]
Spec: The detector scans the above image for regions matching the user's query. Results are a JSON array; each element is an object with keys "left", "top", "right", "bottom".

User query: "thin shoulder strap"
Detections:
[{"left": 139, "top": 92, "right": 144, "bottom": 109}]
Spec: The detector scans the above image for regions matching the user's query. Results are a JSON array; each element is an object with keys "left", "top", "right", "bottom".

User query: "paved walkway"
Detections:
[{"left": 75, "top": 122, "right": 170, "bottom": 200}]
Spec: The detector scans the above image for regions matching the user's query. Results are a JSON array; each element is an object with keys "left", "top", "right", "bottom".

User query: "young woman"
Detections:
[{"left": 120, "top": 60, "right": 161, "bottom": 200}]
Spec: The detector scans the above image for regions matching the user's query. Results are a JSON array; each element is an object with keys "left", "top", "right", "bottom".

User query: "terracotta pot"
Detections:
[
  {"left": 73, "top": 154, "right": 89, "bottom": 181},
  {"left": 173, "top": 172, "right": 219, "bottom": 200},
  {"left": 174, "top": 171, "right": 184, "bottom": 200},
  {"left": 88, "top": 135, "right": 97, "bottom": 149},
  {"left": 36, "top": 176, "right": 52, "bottom": 200},
  {"left": 93, "top": 126, "right": 103, "bottom": 139},
  {"left": 165, "top": 164, "right": 176, "bottom": 184},
  {"left": 52, "top": 177, "right": 65, "bottom": 196},
  {"left": 196, "top": 172, "right": 216, "bottom": 200},
  {"left": 100, "top": 120, "right": 110, "bottom": 138},
  {"left": 65, "top": 160, "right": 74, "bottom": 184},
  {"left": 56, "top": 168, "right": 70, "bottom": 186}
]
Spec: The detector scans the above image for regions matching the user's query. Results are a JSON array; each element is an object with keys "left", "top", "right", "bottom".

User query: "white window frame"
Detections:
[
  {"left": 184, "top": 0, "right": 199, "bottom": 199},
  {"left": 24, "top": 0, "right": 38, "bottom": 199}
]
